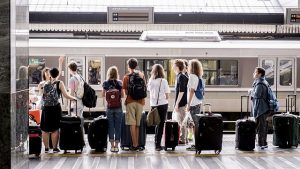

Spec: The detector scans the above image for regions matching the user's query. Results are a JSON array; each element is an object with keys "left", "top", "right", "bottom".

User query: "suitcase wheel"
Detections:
[
  {"left": 75, "top": 150, "right": 77, "bottom": 154},
  {"left": 121, "top": 146, "right": 125, "bottom": 150},
  {"left": 172, "top": 147, "right": 175, "bottom": 151},
  {"left": 164, "top": 147, "right": 168, "bottom": 151},
  {"left": 64, "top": 150, "right": 67, "bottom": 154},
  {"left": 196, "top": 150, "right": 201, "bottom": 154},
  {"left": 215, "top": 150, "right": 221, "bottom": 155},
  {"left": 35, "top": 153, "right": 40, "bottom": 157}
]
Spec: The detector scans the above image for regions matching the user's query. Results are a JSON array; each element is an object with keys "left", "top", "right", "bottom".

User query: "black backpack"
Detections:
[
  {"left": 79, "top": 76, "right": 97, "bottom": 108},
  {"left": 128, "top": 73, "right": 147, "bottom": 100}
]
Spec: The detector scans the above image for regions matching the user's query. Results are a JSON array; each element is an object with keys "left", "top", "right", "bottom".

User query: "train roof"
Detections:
[{"left": 29, "top": 39, "right": 300, "bottom": 50}]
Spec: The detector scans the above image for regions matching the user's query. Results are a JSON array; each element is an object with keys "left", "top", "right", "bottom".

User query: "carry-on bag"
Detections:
[
  {"left": 88, "top": 116, "right": 108, "bottom": 152},
  {"left": 194, "top": 103, "right": 223, "bottom": 154},
  {"left": 163, "top": 120, "right": 179, "bottom": 151},
  {"left": 235, "top": 95, "right": 256, "bottom": 151},
  {"left": 120, "top": 112, "right": 147, "bottom": 150},
  {"left": 59, "top": 100, "right": 85, "bottom": 153},
  {"left": 29, "top": 125, "right": 42, "bottom": 156},
  {"left": 273, "top": 97, "right": 298, "bottom": 148}
]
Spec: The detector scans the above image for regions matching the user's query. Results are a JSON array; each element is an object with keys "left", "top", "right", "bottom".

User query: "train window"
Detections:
[
  {"left": 279, "top": 60, "right": 293, "bottom": 86},
  {"left": 201, "top": 60, "right": 238, "bottom": 86},
  {"left": 87, "top": 59, "right": 102, "bottom": 85},
  {"left": 261, "top": 59, "right": 275, "bottom": 86},
  {"left": 28, "top": 58, "right": 45, "bottom": 84}
]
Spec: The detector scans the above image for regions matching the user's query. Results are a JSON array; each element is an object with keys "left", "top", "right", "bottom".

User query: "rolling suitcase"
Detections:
[
  {"left": 88, "top": 116, "right": 108, "bottom": 152},
  {"left": 163, "top": 120, "right": 179, "bottom": 151},
  {"left": 120, "top": 112, "right": 147, "bottom": 150},
  {"left": 28, "top": 125, "right": 42, "bottom": 156},
  {"left": 195, "top": 103, "right": 223, "bottom": 154},
  {"left": 235, "top": 96, "right": 256, "bottom": 151},
  {"left": 60, "top": 100, "right": 85, "bottom": 153},
  {"left": 273, "top": 97, "right": 299, "bottom": 148}
]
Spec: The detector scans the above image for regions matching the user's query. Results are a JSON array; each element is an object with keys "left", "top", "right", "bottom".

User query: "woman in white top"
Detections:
[
  {"left": 186, "top": 59, "right": 204, "bottom": 151},
  {"left": 147, "top": 64, "right": 170, "bottom": 151}
]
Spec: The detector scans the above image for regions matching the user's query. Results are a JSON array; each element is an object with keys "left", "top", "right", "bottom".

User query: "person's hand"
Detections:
[
  {"left": 186, "top": 105, "right": 190, "bottom": 112},
  {"left": 59, "top": 55, "right": 65, "bottom": 64}
]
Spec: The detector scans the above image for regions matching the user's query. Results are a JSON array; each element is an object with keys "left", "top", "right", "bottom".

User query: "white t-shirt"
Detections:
[
  {"left": 187, "top": 74, "right": 203, "bottom": 106},
  {"left": 147, "top": 78, "right": 170, "bottom": 106}
]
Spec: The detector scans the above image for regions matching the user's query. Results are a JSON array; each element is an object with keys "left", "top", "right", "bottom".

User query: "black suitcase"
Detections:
[
  {"left": 88, "top": 116, "right": 108, "bottom": 152},
  {"left": 235, "top": 96, "right": 256, "bottom": 151},
  {"left": 273, "top": 113, "right": 298, "bottom": 148},
  {"left": 195, "top": 104, "right": 223, "bottom": 154},
  {"left": 29, "top": 126, "right": 42, "bottom": 156},
  {"left": 164, "top": 120, "right": 179, "bottom": 151},
  {"left": 59, "top": 100, "right": 85, "bottom": 153},
  {"left": 120, "top": 112, "right": 147, "bottom": 150}
]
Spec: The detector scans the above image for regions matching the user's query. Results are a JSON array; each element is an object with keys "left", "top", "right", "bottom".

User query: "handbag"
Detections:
[{"left": 146, "top": 79, "right": 162, "bottom": 126}]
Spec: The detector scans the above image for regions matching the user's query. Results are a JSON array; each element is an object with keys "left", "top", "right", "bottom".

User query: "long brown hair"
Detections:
[
  {"left": 106, "top": 66, "right": 119, "bottom": 80},
  {"left": 150, "top": 64, "right": 165, "bottom": 79},
  {"left": 188, "top": 59, "right": 203, "bottom": 77}
]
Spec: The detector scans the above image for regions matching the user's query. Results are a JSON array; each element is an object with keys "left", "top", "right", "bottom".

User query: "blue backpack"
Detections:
[
  {"left": 258, "top": 82, "right": 279, "bottom": 112},
  {"left": 194, "top": 78, "right": 205, "bottom": 100}
]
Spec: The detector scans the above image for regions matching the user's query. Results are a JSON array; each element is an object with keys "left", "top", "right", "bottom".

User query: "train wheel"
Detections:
[{"left": 215, "top": 150, "right": 221, "bottom": 155}]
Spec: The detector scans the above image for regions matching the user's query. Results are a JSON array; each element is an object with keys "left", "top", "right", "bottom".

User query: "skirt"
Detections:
[{"left": 40, "top": 103, "right": 62, "bottom": 132}]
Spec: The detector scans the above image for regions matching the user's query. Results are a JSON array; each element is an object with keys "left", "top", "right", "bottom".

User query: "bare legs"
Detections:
[
  {"left": 42, "top": 130, "right": 59, "bottom": 150},
  {"left": 130, "top": 125, "right": 139, "bottom": 147}
]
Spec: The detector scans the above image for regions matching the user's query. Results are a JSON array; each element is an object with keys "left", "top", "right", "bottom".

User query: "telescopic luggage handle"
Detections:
[
  {"left": 286, "top": 94, "right": 296, "bottom": 114},
  {"left": 69, "top": 100, "right": 78, "bottom": 116},
  {"left": 203, "top": 103, "right": 212, "bottom": 116},
  {"left": 241, "top": 95, "right": 250, "bottom": 119}
]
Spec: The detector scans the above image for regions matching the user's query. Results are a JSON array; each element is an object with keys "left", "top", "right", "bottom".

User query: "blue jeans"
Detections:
[{"left": 107, "top": 108, "right": 122, "bottom": 143}]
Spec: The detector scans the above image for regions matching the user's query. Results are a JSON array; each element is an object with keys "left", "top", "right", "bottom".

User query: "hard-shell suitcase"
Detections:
[
  {"left": 60, "top": 100, "right": 85, "bottom": 153},
  {"left": 163, "top": 120, "right": 179, "bottom": 151},
  {"left": 88, "top": 116, "right": 108, "bottom": 152},
  {"left": 195, "top": 103, "right": 223, "bottom": 154},
  {"left": 273, "top": 113, "right": 298, "bottom": 148},
  {"left": 29, "top": 126, "right": 42, "bottom": 156},
  {"left": 120, "top": 112, "right": 147, "bottom": 150},
  {"left": 235, "top": 96, "right": 256, "bottom": 151}
]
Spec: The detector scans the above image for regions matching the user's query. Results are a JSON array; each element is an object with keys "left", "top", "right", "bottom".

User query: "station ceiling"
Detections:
[{"left": 29, "top": 0, "right": 297, "bottom": 13}]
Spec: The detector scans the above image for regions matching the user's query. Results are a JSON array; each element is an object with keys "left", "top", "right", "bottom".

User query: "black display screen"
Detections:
[{"left": 290, "top": 14, "right": 300, "bottom": 23}]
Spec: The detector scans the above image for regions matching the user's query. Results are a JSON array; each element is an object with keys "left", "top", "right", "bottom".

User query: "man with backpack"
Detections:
[
  {"left": 251, "top": 67, "right": 270, "bottom": 149},
  {"left": 122, "top": 58, "right": 147, "bottom": 151},
  {"left": 68, "top": 62, "right": 85, "bottom": 117}
]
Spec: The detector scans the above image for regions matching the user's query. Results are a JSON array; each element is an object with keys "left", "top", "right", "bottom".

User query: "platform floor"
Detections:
[{"left": 28, "top": 134, "right": 300, "bottom": 169}]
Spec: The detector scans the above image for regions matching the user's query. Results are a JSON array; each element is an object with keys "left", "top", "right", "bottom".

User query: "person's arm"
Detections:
[
  {"left": 55, "top": 55, "right": 65, "bottom": 80},
  {"left": 68, "top": 78, "right": 76, "bottom": 97},
  {"left": 164, "top": 79, "right": 170, "bottom": 100},
  {"left": 253, "top": 84, "right": 263, "bottom": 99},
  {"left": 122, "top": 76, "right": 128, "bottom": 95},
  {"left": 175, "top": 92, "right": 184, "bottom": 111},
  {"left": 59, "top": 81, "right": 76, "bottom": 100},
  {"left": 37, "top": 82, "right": 43, "bottom": 96},
  {"left": 186, "top": 88, "right": 195, "bottom": 111}
]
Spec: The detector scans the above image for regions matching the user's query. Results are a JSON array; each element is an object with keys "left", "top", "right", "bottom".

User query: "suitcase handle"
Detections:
[
  {"left": 286, "top": 94, "right": 296, "bottom": 114},
  {"left": 241, "top": 95, "right": 250, "bottom": 119},
  {"left": 69, "top": 100, "right": 78, "bottom": 116},
  {"left": 203, "top": 103, "right": 212, "bottom": 116}
]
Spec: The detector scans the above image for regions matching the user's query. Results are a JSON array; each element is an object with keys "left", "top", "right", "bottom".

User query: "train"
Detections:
[{"left": 28, "top": 36, "right": 300, "bottom": 124}]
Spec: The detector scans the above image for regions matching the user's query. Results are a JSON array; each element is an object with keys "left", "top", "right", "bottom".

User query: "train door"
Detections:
[
  {"left": 67, "top": 55, "right": 105, "bottom": 90},
  {"left": 259, "top": 57, "right": 296, "bottom": 92}
]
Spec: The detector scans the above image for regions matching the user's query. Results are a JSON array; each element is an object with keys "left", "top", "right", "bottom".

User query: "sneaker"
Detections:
[
  {"left": 45, "top": 148, "right": 49, "bottom": 153},
  {"left": 110, "top": 147, "right": 115, "bottom": 152},
  {"left": 115, "top": 147, "right": 119, "bottom": 153},
  {"left": 130, "top": 146, "right": 139, "bottom": 152},
  {"left": 186, "top": 145, "right": 196, "bottom": 151},
  {"left": 260, "top": 145, "right": 268, "bottom": 150},
  {"left": 155, "top": 146, "right": 162, "bottom": 151},
  {"left": 53, "top": 148, "right": 60, "bottom": 153}
]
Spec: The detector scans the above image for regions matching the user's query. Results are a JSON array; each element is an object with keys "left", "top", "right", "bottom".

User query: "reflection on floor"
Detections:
[{"left": 28, "top": 135, "right": 300, "bottom": 169}]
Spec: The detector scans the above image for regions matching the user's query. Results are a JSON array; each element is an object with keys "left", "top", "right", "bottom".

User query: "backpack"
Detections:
[
  {"left": 127, "top": 73, "right": 147, "bottom": 100},
  {"left": 78, "top": 75, "right": 97, "bottom": 108},
  {"left": 194, "top": 78, "right": 205, "bottom": 100},
  {"left": 43, "top": 81, "right": 60, "bottom": 106},
  {"left": 73, "top": 75, "right": 84, "bottom": 99},
  {"left": 257, "top": 82, "right": 279, "bottom": 112},
  {"left": 105, "top": 80, "right": 121, "bottom": 109}
]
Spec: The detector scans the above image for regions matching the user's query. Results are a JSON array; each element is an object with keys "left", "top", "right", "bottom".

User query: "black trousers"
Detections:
[
  {"left": 151, "top": 104, "right": 168, "bottom": 147},
  {"left": 256, "top": 113, "right": 268, "bottom": 146}
]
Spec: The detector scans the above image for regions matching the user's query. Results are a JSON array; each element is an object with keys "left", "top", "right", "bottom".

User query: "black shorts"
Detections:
[{"left": 40, "top": 104, "right": 62, "bottom": 132}]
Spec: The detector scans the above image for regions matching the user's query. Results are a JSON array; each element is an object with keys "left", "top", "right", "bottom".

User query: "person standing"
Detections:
[
  {"left": 147, "top": 64, "right": 170, "bottom": 151},
  {"left": 172, "top": 59, "right": 189, "bottom": 145},
  {"left": 68, "top": 62, "right": 85, "bottom": 117},
  {"left": 40, "top": 68, "right": 76, "bottom": 153},
  {"left": 102, "top": 66, "right": 124, "bottom": 153},
  {"left": 185, "top": 59, "right": 204, "bottom": 151},
  {"left": 122, "top": 58, "right": 146, "bottom": 151},
  {"left": 251, "top": 67, "right": 269, "bottom": 149}
]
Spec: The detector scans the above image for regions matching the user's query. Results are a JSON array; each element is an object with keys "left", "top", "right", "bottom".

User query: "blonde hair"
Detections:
[
  {"left": 188, "top": 59, "right": 204, "bottom": 77},
  {"left": 106, "top": 66, "right": 119, "bottom": 80}
]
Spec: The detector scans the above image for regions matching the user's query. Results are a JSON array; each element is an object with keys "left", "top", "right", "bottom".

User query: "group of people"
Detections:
[{"left": 38, "top": 55, "right": 271, "bottom": 153}]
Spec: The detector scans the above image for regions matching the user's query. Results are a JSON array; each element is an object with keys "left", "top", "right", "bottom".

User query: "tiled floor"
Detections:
[{"left": 27, "top": 134, "right": 300, "bottom": 169}]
